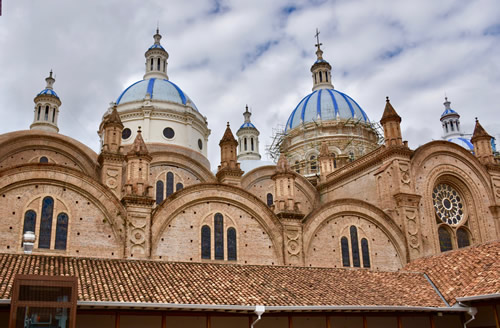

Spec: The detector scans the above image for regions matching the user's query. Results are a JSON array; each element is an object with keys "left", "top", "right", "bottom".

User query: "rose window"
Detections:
[{"left": 432, "top": 184, "right": 464, "bottom": 225}]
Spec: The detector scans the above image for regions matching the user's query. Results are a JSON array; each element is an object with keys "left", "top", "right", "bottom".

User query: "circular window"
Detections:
[
  {"left": 163, "top": 127, "right": 175, "bottom": 139},
  {"left": 432, "top": 184, "right": 464, "bottom": 226},
  {"left": 198, "top": 139, "right": 203, "bottom": 150},
  {"left": 122, "top": 128, "right": 131, "bottom": 140}
]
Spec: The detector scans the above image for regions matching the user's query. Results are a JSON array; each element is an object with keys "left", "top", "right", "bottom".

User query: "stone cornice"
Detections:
[
  {"left": 121, "top": 195, "right": 155, "bottom": 207},
  {"left": 393, "top": 193, "right": 422, "bottom": 207},
  {"left": 98, "top": 152, "right": 125, "bottom": 164}
]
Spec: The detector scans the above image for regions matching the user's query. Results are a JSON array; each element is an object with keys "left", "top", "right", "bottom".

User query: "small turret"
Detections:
[
  {"left": 310, "top": 29, "right": 334, "bottom": 91},
  {"left": 380, "top": 97, "right": 403, "bottom": 147},
  {"left": 144, "top": 28, "right": 169, "bottom": 80},
  {"left": 124, "top": 128, "right": 153, "bottom": 197},
  {"left": 236, "top": 105, "right": 261, "bottom": 161},
  {"left": 471, "top": 118, "right": 495, "bottom": 165},
  {"left": 318, "top": 141, "right": 336, "bottom": 182},
  {"left": 440, "top": 97, "right": 461, "bottom": 139},
  {"left": 272, "top": 153, "right": 300, "bottom": 213},
  {"left": 217, "top": 123, "right": 243, "bottom": 185},
  {"left": 30, "top": 71, "right": 61, "bottom": 133}
]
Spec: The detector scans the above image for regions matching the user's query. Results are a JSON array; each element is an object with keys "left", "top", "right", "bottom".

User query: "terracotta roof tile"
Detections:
[
  {"left": 0, "top": 253, "right": 446, "bottom": 308},
  {"left": 405, "top": 241, "right": 500, "bottom": 305}
]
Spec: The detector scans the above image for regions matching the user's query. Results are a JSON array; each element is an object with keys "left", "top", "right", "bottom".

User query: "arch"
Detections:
[
  {"left": 39, "top": 156, "right": 49, "bottom": 163},
  {"left": 166, "top": 172, "right": 174, "bottom": 197},
  {"left": 151, "top": 183, "right": 283, "bottom": 264},
  {"left": 227, "top": 227, "right": 237, "bottom": 261},
  {"left": 350, "top": 226, "right": 360, "bottom": 267},
  {"left": 266, "top": 193, "right": 273, "bottom": 206},
  {"left": 214, "top": 213, "right": 224, "bottom": 260},
  {"left": 438, "top": 226, "right": 453, "bottom": 252},
  {"left": 23, "top": 210, "right": 37, "bottom": 235},
  {"left": 361, "top": 238, "right": 370, "bottom": 268},
  {"left": 39, "top": 196, "right": 54, "bottom": 249},
  {"left": 55, "top": 212, "right": 69, "bottom": 250},
  {"left": 201, "top": 225, "right": 211, "bottom": 259},
  {"left": 303, "top": 199, "right": 407, "bottom": 266},
  {"left": 45, "top": 106, "right": 49, "bottom": 121},
  {"left": 156, "top": 180, "right": 164, "bottom": 204},
  {"left": 457, "top": 227, "right": 471, "bottom": 248}
]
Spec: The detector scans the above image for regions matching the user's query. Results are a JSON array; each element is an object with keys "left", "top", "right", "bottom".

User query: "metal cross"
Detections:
[{"left": 315, "top": 28, "right": 322, "bottom": 50}]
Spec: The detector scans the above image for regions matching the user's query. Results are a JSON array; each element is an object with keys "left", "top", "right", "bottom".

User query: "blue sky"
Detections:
[{"left": 0, "top": 0, "right": 499, "bottom": 167}]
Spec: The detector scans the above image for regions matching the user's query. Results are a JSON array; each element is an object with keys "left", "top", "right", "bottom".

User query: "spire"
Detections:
[
  {"left": 144, "top": 28, "right": 169, "bottom": 80},
  {"left": 128, "top": 128, "right": 150, "bottom": 157},
  {"left": 380, "top": 97, "right": 401, "bottom": 124},
  {"left": 471, "top": 118, "right": 492, "bottom": 142},
  {"left": 217, "top": 123, "right": 243, "bottom": 185},
  {"left": 30, "top": 71, "right": 61, "bottom": 133},
  {"left": 243, "top": 105, "right": 251, "bottom": 123},
  {"left": 236, "top": 105, "right": 261, "bottom": 160},
  {"left": 310, "top": 29, "right": 333, "bottom": 91},
  {"left": 220, "top": 122, "right": 238, "bottom": 144},
  {"left": 440, "top": 96, "right": 461, "bottom": 139},
  {"left": 45, "top": 70, "right": 55, "bottom": 90},
  {"left": 443, "top": 97, "right": 451, "bottom": 110},
  {"left": 103, "top": 105, "right": 123, "bottom": 128},
  {"left": 471, "top": 118, "right": 495, "bottom": 164}
]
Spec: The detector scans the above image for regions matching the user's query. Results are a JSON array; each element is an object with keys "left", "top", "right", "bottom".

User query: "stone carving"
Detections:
[
  {"left": 405, "top": 208, "right": 419, "bottom": 249},
  {"left": 399, "top": 162, "right": 411, "bottom": 186},
  {"left": 286, "top": 228, "right": 301, "bottom": 256}
]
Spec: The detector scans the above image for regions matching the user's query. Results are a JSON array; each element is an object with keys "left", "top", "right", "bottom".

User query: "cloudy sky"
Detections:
[{"left": 0, "top": 0, "right": 499, "bottom": 167}]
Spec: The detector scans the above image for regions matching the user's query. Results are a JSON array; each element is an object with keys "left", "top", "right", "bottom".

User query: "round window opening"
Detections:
[
  {"left": 122, "top": 128, "right": 131, "bottom": 140},
  {"left": 163, "top": 127, "right": 175, "bottom": 139},
  {"left": 432, "top": 183, "right": 464, "bottom": 226},
  {"left": 198, "top": 139, "right": 203, "bottom": 150}
]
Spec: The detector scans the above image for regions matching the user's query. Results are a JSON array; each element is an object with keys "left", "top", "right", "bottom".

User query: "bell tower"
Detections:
[
  {"left": 30, "top": 71, "right": 61, "bottom": 133},
  {"left": 144, "top": 28, "right": 169, "bottom": 80}
]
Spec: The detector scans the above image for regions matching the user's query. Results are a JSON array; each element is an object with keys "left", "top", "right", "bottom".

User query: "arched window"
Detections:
[
  {"left": 157, "top": 58, "right": 161, "bottom": 70},
  {"left": 39, "top": 197, "right": 54, "bottom": 249},
  {"left": 295, "top": 161, "right": 300, "bottom": 173},
  {"left": 166, "top": 172, "right": 174, "bottom": 197},
  {"left": 251, "top": 138, "right": 254, "bottom": 151},
  {"left": 319, "top": 71, "right": 323, "bottom": 82},
  {"left": 156, "top": 180, "right": 164, "bottom": 205},
  {"left": 349, "top": 151, "right": 355, "bottom": 162},
  {"left": 150, "top": 58, "right": 154, "bottom": 70},
  {"left": 37, "top": 106, "right": 41, "bottom": 120},
  {"left": 310, "top": 155, "right": 317, "bottom": 172},
  {"left": 214, "top": 213, "right": 224, "bottom": 260},
  {"left": 23, "top": 210, "right": 37, "bottom": 235},
  {"left": 45, "top": 106, "right": 49, "bottom": 121},
  {"left": 333, "top": 154, "right": 337, "bottom": 168},
  {"left": 52, "top": 108, "right": 56, "bottom": 122},
  {"left": 39, "top": 156, "right": 48, "bottom": 163},
  {"left": 176, "top": 183, "right": 183, "bottom": 191},
  {"left": 350, "top": 226, "right": 360, "bottom": 267},
  {"left": 450, "top": 122, "right": 454, "bottom": 131},
  {"left": 163, "top": 60, "right": 166, "bottom": 72},
  {"left": 457, "top": 228, "right": 470, "bottom": 248},
  {"left": 55, "top": 213, "right": 68, "bottom": 250},
  {"left": 438, "top": 226, "right": 453, "bottom": 252},
  {"left": 341, "top": 237, "right": 350, "bottom": 267},
  {"left": 325, "top": 72, "right": 329, "bottom": 82},
  {"left": 227, "top": 227, "right": 237, "bottom": 261},
  {"left": 244, "top": 138, "right": 247, "bottom": 151},
  {"left": 266, "top": 193, "right": 273, "bottom": 206},
  {"left": 201, "top": 225, "right": 211, "bottom": 259},
  {"left": 314, "top": 73, "right": 317, "bottom": 84},
  {"left": 361, "top": 238, "right": 370, "bottom": 268}
]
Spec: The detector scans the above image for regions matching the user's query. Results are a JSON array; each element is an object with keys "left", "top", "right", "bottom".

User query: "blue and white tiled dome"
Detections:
[
  {"left": 448, "top": 137, "right": 473, "bottom": 151},
  {"left": 116, "top": 78, "right": 198, "bottom": 111},
  {"left": 285, "top": 88, "right": 369, "bottom": 131},
  {"left": 441, "top": 108, "right": 457, "bottom": 117},
  {"left": 240, "top": 122, "right": 256, "bottom": 129},
  {"left": 37, "top": 88, "right": 59, "bottom": 98}
]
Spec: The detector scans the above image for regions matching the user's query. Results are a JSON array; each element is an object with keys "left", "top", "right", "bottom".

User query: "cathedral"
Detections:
[{"left": 0, "top": 29, "right": 498, "bottom": 328}]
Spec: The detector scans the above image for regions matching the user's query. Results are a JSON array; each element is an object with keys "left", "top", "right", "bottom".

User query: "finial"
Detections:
[
  {"left": 156, "top": 21, "right": 159, "bottom": 35},
  {"left": 226, "top": 122, "right": 230, "bottom": 127},
  {"left": 475, "top": 117, "right": 478, "bottom": 123},
  {"left": 138, "top": 126, "right": 142, "bottom": 133},
  {"left": 49, "top": 70, "right": 53, "bottom": 78},
  {"left": 315, "top": 28, "right": 322, "bottom": 51},
  {"left": 386, "top": 96, "right": 390, "bottom": 102},
  {"left": 245, "top": 104, "right": 249, "bottom": 112}
]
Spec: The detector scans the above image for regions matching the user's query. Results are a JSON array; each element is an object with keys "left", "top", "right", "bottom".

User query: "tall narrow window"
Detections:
[
  {"left": 266, "top": 193, "right": 273, "bottom": 206},
  {"left": 457, "top": 228, "right": 470, "bottom": 248},
  {"left": 156, "top": 180, "right": 164, "bottom": 205},
  {"left": 214, "top": 213, "right": 224, "bottom": 260},
  {"left": 314, "top": 73, "right": 317, "bottom": 84},
  {"left": 361, "top": 238, "right": 370, "bottom": 268},
  {"left": 341, "top": 237, "right": 350, "bottom": 267},
  {"left": 325, "top": 72, "right": 329, "bottom": 82},
  {"left": 251, "top": 138, "right": 254, "bottom": 151},
  {"left": 319, "top": 72, "right": 323, "bottom": 82},
  {"left": 350, "top": 226, "right": 360, "bottom": 267},
  {"left": 45, "top": 106, "right": 49, "bottom": 121},
  {"left": 166, "top": 172, "right": 174, "bottom": 197},
  {"left": 157, "top": 58, "right": 161, "bottom": 70},
  {"left": 150, "top": 58, "right": 154, "bottom": 70},
  {"left": 52, "top": 108, "right": 56, "bottom": 122},
  {"left": 244, "top": 138, "right": 247, "bottom": 151},
  {"left": 37, "top": 106, "right": 41, "bottom": 120},
  {"left": 55, "top": 213, "right": 68, "bottom": 250},
  {"left": 438, "top": 226, "right": 453, "bottom": 252},
  {"left": 39, "top": 197, "right": 54, "bottom": 249},
  {"left": 227, "top": 227, "right": 237, "bottom": 261},
  {"left": 295, "top": 161, "right": 300, "bottom": 173},
  {"left": 163, "top": 60, "right": 166, "bottom": 72},
  {"left": 176, "top": 183, "right": 183, "bottom": 191},
  {"left": 310, "top": 155, "right": 317, "bottom": 172},
  {"left": 23, "top": 210, "right": 37, "bottom": 235},
  {"left": 201, "top": 225, "right": 211, "bottom": 259}
]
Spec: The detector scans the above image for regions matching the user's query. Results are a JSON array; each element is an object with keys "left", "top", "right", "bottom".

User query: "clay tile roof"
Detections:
[
  {"left": 470, "top": 118, "right": 492, "bottom": 143},
  {"left": 404, "top": 241, "right": 500, "bottom": 305},
  {"left": 380, "top": 97, "right": 401, "bottom": 124},
  {"left": 0, "top": 253, "right": 447, "bottom": 308},
  {"left": 220, "top": 122, "right": 237, "bottom": 145},
  {"left": 128, "top": 130, "right": 149, "bottom": 156},
  {"left": 104, "top": 106, "right": 123, "bottom": 128}
]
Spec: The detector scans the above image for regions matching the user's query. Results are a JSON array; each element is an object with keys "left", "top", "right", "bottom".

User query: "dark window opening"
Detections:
[
  {"left": 457, "top": 228, "right": 470, "bottom": 248},
  {"left": 166, "top": 172, "right": 174, "bottom": 197},
  {"left": 156, "top": 180, "right": 164, "bottom": 205},
  {"left": 176, "top": 183, "right": 183, "bottom": 191},
  {"left": 45, "top": 106, "right": 49, "bottom": 121},
  {"left": 251, "top": 138, "right": 254, "bottom": 151},
  {"left": 122, "top": 128, "right": 132, "bottom": 140},
  {"left": 438, "top": 226, "right": 453, "bottom": 252},
  {"left": 39, "top": 156, "right": 49, "bottom": 163},
  {"left": 163, "top": 127, "right": 175, "bottom": 139},
  {"left": 319, "top": 72, "right": 323, "bottom": 82},
  {"left": 295, "top": 160, "right": 300, "bottom": 173},
  {"left": 150, "top": 58, "right": 153, "bottom": 70},
  {"left": 244, "top": 138, "right": 247, "bottom": 151},
  {"left": 198, "top": 139, "right": 203, "bottom": 150},
  {"left": 37, "top": 106, "right": 41, "bottom": 120},
  {"left": 201, "top": 225, "right": 211, "bottom": 259},
  {"left": 310, "top": 155, "right": 317, "bottom": 172},
  {"left": 39, "top": 197, "right": 54, "bottom": 249},
  {"left": 157, "top": 58, "right": 161, "bottom": 70},
  {"left": 325, "top": 72, "right": 329, "bottom": 82},
  {"left": 227, "top": 227, "right": 237, "bottom": 261},
  {"left": 214, "top": 213, "right": 224, "bottom": 260},
  {"left": 341, "top": 237, "right": 350, "bottom": 267},
  {"left": 52, "top": 108, "right": 56, "bottom": 122},
  {"left": 350, "top": 226, "right": 360, "bottom": 267},
  {"left": 266, "top": 193, "right": 273, "bottom": 206},
  {"left": 55, "top": 213, "right": 68, "bottom": 250},
  {"left": 22, "top": 210, "right": 37, "bottom": 246},
  {"left": 361, "top": 238, "right": 370, "bottom": 268}
]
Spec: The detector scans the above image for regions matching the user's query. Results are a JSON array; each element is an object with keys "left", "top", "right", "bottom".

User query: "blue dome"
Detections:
[
  {"left": 448, "top": 137, "right": 473, "bottom": 150},
  {"left": 116, "top": 78, "right": 198, "bottom": 111},
  {"left": 285, "top": 88, "right": 369, "bottom": 131},
  {"left": 240, "top": 122, "right": 256, "bottom": 129},
  {"left": 441, "top": 108, "right": 457, "bottom": 117},
  {"left": 37, "top": 89, "right": 59, "bottom": 98},
  {"left": 148, "top": 44, "right": 165, "bottom": 50}
]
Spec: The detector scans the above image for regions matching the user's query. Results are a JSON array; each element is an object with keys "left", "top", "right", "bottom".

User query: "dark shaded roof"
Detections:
[
  {"left": 127, "top": 130, "right": 149, "bottom": 156},
  {"left": 0, "top": 253, "right": 446, "bottom": 308},
  {"left": 380, "top": 97, "right": 401, "bottom": 124},
  {"left": 405, "top": 241, "right": 500, "bottom": 305},
  {"left": 220, "top": 123, "right": 237, "bottom": 145},
  {"left": 471, "top": 118, "right": 492, "bottom": 143}
]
